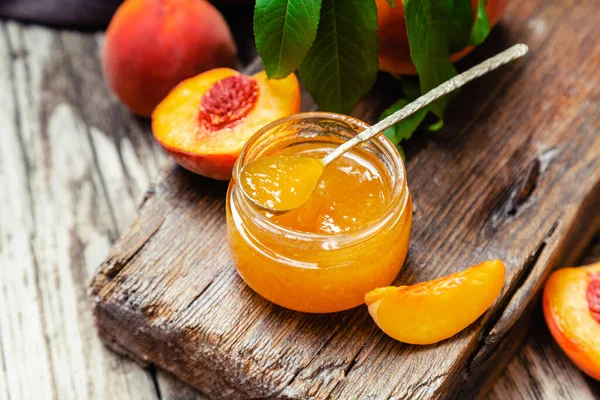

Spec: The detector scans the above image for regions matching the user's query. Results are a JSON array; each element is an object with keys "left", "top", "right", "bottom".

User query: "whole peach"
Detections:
[
  {"left": 103, "top": 0, "right": 237, "bottom": 117},
  {"left": 376, "top": 0, "right": 507, "bottom": 75}
]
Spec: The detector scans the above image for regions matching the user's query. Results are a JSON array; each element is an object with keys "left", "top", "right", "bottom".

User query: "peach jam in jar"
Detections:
[{"left": 226, "top": 113, "right": 411, "bottom": 313}]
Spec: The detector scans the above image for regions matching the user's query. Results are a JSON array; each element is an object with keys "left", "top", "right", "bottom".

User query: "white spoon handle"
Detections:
[{"left": 321, "top": 43, "right": 529, "bottom": 166}]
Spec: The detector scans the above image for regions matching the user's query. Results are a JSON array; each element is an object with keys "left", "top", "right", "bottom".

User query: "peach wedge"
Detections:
[
  {"left": 543, "top": 262, "right": 600, "bottom": 380},
  {"left": 365, "top": 260, "right": 506, "bottom": 345}
]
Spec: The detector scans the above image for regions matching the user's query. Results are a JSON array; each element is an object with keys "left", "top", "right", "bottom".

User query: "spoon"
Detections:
[{"left": 240, "top": 43, "right": 529, "bottom": 214}]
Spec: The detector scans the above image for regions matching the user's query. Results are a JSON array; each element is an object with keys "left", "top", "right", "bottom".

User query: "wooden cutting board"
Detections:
[{"left": 90, "top": 0, "right": 600, "bottom": 398}]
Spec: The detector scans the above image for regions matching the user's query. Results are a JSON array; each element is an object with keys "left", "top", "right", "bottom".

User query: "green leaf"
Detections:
[
  {"left": 447, "top": 1, "right": 473, "bottom": 53},
  {"left": 254, "top": 0, "right": 322, "bottom": 79},
  {"left": 469, "top": 0, "right": 491, "bottom": 46},
  {"left": 386, "top": 0, "right": 397, "bottom": 6},
  {"left": 381, "top": 98, "right": 429, "bottom": 147},
  {"left": 427, "top": 117, "right": 444, "bottom": 131},
  {"left": 299, "top": 0, "right": 378, "bottom": 114},
  {"left": 404, "top": 0, "right": 472, "bottom": 118},
  {"left": 401, "top": 79, "right": 421, "bottom": 101}
]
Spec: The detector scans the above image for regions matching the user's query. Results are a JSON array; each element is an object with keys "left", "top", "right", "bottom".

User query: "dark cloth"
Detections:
[{"left": 0, "top": 0, "right": 123, "bottom": 29}]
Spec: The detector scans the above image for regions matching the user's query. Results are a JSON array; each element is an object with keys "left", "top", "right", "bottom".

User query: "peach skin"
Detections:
[
  {"left": 365, "top": 260, "right": 506, "bottom": 345},
  {"left": 103, "top": 0, "right": 237, "bottom": 117},
  {"left": 543, "top": 262, "right": 600, "bottom": 381},
  {"left": 152, "top": 68, "right": 301, "bottom": 180}
]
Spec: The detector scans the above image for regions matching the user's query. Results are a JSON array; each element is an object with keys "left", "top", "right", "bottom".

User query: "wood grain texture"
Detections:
[
  {"left": 89, "top": 0, "right": 600, "bottom": 398},
  {"left": 0, "top": 21, "right": 165, "bottom": 400}
]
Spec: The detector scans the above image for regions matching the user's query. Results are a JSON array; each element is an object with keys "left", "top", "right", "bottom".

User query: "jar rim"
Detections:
[{"left": 231, "top": 112, "right": 409, "bottom": 246}]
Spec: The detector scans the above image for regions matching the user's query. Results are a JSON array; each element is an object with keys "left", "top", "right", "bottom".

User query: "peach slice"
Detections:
[
  {"left": 152, "top": 68, "right": 301, "bottom": 180},
  {"left": 365, "top": 260, "right": 506, "bottom": 345},
  {"left": 543, "top": 262, "right": 600, "bottom": 380}
]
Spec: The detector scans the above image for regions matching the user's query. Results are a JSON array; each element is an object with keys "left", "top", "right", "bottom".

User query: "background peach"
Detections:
[
  {"left": 103, "top": 0, "right": 237, "bottom": 117},
  {"left": 376, "top": 0, "right": 508, "bottom": 75}
]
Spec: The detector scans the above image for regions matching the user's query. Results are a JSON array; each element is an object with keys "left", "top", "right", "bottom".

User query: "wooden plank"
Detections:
[
  {"left": 0, "top": 21, "right": 164, "bottom": 400},
  {"left": 488, "top": 315, "right": 600, "bottom": 400},
  {"left": 89, "top": 0, "right": 600, "bottom": 398}
]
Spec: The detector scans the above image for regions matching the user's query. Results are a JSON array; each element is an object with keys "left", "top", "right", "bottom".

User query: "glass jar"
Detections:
[{"left": 226, "top": 112, "right": 411, "bottom": 313}]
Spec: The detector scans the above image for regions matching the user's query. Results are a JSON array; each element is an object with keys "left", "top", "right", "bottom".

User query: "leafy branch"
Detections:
[
  {"left": 254, "top": 0, "right": 494, "bottom": 149},
  {"left": 382, "top": 0, "right": 493, "bottom": 152}
]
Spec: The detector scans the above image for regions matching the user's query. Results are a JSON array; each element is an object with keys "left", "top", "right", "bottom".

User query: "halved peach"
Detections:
[
  {"left": 152, "top": 68, "right": 301, "bottom": 180},
  {"left": 365, "top": 260, "right": 506, "bottom": 345},
  {"left": 543, "top": 262, "right": 600, "bottom": 380}
]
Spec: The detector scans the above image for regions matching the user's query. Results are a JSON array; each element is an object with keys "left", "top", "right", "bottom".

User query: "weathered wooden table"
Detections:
[{"left": 1, "top": 5, "right": 599, "bottom": 400}]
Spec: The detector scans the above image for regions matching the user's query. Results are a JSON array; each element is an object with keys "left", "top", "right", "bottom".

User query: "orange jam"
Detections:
[
  {"left": 265, "top": 144, "right": 392, "bottom": 233},
  {"left": 226, "top": 113, "right": 411, "bottom": 313},
  {"left": 239, "top": 154, "right": 325, "bottom": 212}
]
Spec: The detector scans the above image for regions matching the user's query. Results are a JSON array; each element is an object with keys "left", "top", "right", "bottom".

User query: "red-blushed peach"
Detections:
[
  {"left": 152, "top": 68, "right": 301, "bottom": 180},
  {"left": 102, "top": 0, "right": 237, "bottom": 117},
  {"left": 376, "top": 0, "right": 508, "bottom": 75}
]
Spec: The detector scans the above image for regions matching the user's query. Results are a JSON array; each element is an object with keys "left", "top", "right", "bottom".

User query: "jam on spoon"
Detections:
[{"left": 240, "top": 155, "right": 324, "bottom": 212}]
